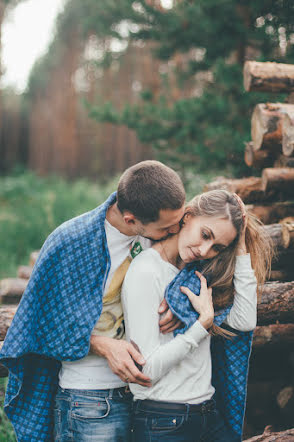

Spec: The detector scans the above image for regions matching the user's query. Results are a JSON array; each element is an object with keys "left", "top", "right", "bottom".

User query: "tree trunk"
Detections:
[
  {"left": 268, "top": 269, "right": 294, "bottom": 282},
  {"left": 0, "top": 278, "right": 28, "bottom": 304},
  {"left": 257, "top": 281, "right": 294, "bottom": 325},
  {"left": 204, "top": 176, "right": 272, "bottom": 204},
  {"left": 274, "top": 155, "right": 294, "bottom": 168},
  {"left": 263, "top": 223, "right": 292, "bottom": 250},
  {"left": 282, "top": 111, "right": 294, "bottom": 156},
  {"left": 244, "top": 141, "right": 273, "bottom": 169},
  {"left": 243, "top": 426, "right": 294, "bottom": 441},
  {"left": 29, "top": 250, "right": 39, "bottom": 267},
  {"left": 0, "top": 306, "right": 18, "bottom": 340},
  {"left": 251, "top": 103, "right": 294, "bottom": 152},
  {"left": 253, "top": 324, "right": 294, "bottom": 348},
  {"left": 243, "top": 60, "right": 294, "bottom": 93},
  {"left": 246, "top": 201, "right": 294, "bottom": 224},
  {"left": 261, "top": 167, "right": 294, "bottom": 194}
]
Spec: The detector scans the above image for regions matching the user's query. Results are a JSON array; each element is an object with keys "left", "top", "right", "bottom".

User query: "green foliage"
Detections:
[
  {"left": 0, "top": 169, "right": 117, "bottom": 279},
  {"left": 0, "top": 379, "right": 16, "bottom": 442},
  {"left": 82, "top": 0, "right": 294, "bottom": 175}
]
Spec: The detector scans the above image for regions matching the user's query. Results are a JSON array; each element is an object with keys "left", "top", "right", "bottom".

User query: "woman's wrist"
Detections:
[{"left": 199, "top": 314, "right": 214, "bottom": 330}]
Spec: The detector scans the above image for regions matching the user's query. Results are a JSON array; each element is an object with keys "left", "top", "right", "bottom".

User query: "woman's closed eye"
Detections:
[{"left": 201, "top": 230, "right": 210, "bottom": 240}]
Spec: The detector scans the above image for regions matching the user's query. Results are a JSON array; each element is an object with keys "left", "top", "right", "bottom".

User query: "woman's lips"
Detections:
[{"left": 190, "top": 248, "right": 201, "bottom": 260}]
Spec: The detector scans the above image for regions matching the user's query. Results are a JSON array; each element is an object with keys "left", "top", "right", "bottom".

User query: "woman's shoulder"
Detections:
[{"left": 128, "top": 248, "right": 163, "bottom": 275}]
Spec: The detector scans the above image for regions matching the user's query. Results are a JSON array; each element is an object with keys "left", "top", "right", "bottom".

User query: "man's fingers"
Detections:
[
  {"left": 158, "top": 298, "right": 168, "bottom": 314},
  {"left": 124, "top": 361, "right": 151, "bottom": 386},
  {"left": 128, "top": 343, "right": 145, "bottom": 366},
  {"left": 161, "top": 319, "right": 183, "bottom": 334},
  {"left": 159, "top": 308, "right": 173, "bottom": 326}
]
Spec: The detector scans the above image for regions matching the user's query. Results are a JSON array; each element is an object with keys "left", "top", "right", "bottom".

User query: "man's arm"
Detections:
[{"left": 90, "top": 335, "right": 151, "bottom": 387}]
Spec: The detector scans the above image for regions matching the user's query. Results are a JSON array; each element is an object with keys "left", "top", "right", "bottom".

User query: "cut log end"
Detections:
[{"left": 244, "top": 61, "right": 294, "bottom": 93}]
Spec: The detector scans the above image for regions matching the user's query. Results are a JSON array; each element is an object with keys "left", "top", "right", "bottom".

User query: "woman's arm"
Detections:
[
  {"left": 122, "top": 268, "right": 209, "bottom": 384},
  {"left": 223, "top": 254, "right": 257, "bottom": 331}
]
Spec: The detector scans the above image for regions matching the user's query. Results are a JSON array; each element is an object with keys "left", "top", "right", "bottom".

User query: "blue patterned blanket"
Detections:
[{"left": 0, "top": 192, "right": 252, "bottom": 441}]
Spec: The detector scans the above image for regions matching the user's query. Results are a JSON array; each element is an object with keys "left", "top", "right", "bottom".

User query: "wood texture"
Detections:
[
  {"left": 246, "top": 201, "right": 294, "bottom": 224},
  {"left": 244, "top": 426, "right": 294, "bottom": 441},
  {"left": 261, "top": 167, "right": 294, "bottom": 194},
  {"left": 244, "top": 61, "right": 294, "bottom": 92},
  {"left": 282, "top": 111, "right": 294, "bottom": 156},
  {"left": 251, "top": 103, "right": 294, "bottom": 152},
  {"left": 244, "top": 141, "right": 274, "bottom": 169}
]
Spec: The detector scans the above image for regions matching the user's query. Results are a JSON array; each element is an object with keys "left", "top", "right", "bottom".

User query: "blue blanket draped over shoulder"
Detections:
[{"left": 0, "top": 192, "right": 253, "bottom": 441}]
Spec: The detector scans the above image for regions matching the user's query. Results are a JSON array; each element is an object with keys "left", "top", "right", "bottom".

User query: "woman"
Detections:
[{"left": 121, "top": 190, "right": 273, "bottom": 442}]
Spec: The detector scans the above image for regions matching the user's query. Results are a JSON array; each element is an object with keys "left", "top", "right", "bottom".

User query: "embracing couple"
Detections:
[{"left": 0, "top": 161, "right": 273, "bottom": 442}]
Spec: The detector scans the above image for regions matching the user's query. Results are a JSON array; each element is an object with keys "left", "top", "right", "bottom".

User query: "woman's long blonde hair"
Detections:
[{"left": 186, "top": 189, "right": 274, "bottom": 337}]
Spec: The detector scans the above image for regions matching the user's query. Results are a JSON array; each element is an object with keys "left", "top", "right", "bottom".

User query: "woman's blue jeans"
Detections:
[
  {"left": 54, "top": 386, "right": 132, "bottom": 441},
  {"left": 131, "top": 398, "right": 236, "bottom": 441}
]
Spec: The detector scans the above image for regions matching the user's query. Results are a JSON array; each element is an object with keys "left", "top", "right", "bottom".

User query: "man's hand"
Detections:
[
  {"left": 158, "top": 298, "right": 183, "bottom": 334},
  {"left": 90, "top": 335, "right": 151, "bottom": 387}
]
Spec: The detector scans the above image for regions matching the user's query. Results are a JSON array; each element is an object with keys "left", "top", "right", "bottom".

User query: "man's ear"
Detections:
[
  {"left": 181, "top": 210, "right": 192, "bottom": 225},
  {"left": 123, "top": 211, "right": 136, "bottom": 225}
]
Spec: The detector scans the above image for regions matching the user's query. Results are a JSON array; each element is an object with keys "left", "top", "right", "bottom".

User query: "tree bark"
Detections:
[
  {"left": 257, "top": 281, "right": 294, "bottom": 325},
  {"left": 274, "top": 155, "right": 294, "bottom": 168},
  {"left": 246, "top": 201, "right": 294, "bottom": 224},
  {"left": 263, "top": 223, "right": 291, "bottom": 250},
  {"left": 253, "top": 324, "right": 294, "bottom": 348},
  {"left": 29, "top": 250, "right": 39, "bottom": 267},
  {"left": 243, "top": 60, "right": 294, "bottom": 93},
  {"left": 268, "top": 269, "right": 294, "bottom": 282},
  {"left": 0, "top": 278, "right": 28, "bottom": 304},
  {"left": 0, "top": 306, "right": 17, "bottom": 340},
  {"left": 244, "top": 141, "right": 274, "bottom": 169},
  {"left": 261, "top": 168, "right": 294, "bottom": 194},
  {"left": 243, "top": 426, "right": 294, "bottom": 441},
  {"left": 251, "top": 103, "right": 294, "bottom": 152},
  {"left": 204, "top": 176, "right": 273, "bottom": 204},
  {"left": 282, "top": 111, "right": 294, "bottom": 156},
  {"left": 17, "top": 265, "right": 33, "bottom": 280}
]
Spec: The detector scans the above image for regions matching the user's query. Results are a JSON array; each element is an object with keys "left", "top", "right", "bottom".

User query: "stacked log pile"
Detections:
[{"left": 205, "top": 61, "right": 294, "bottom": 440}]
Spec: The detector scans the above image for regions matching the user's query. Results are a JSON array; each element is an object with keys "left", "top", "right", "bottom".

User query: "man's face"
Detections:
[{"left": 134, "top": 206, "right": 185, "bottom": 241}]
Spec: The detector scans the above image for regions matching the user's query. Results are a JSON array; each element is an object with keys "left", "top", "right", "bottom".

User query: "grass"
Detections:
[
  {"left": 0, "top": 169, "right": 118, "bottom": 279},
  {"left": 0, "top": 379, "right": 16, "bottom": 441}
]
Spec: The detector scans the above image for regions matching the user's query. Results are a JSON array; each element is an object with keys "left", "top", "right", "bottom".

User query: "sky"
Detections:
[{"left": 1, "top": 0, "right": 66, "bottom": 92}]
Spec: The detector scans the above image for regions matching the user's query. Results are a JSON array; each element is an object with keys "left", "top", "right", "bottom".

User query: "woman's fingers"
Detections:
[{"left": 195, "top": 271, "right": 207, "bottom": 289}]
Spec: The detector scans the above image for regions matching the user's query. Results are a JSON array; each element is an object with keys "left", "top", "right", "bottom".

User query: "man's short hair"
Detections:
[{"left": 117, "top": 160, "right": 185, "bottom": 224}]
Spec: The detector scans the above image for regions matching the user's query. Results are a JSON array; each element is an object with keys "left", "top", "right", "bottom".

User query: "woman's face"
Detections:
[{"left": 178, "top": 214, "right": 237, "bottom": 263}]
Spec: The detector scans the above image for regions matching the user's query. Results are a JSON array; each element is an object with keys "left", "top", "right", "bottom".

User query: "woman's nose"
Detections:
[{"left": 199, "top": 242, "right": 212, "bottom": 257}]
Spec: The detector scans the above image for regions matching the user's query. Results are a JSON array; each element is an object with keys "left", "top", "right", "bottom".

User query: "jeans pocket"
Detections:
[
  {"left": 71, "top": 397, "right": 110, "bottom": 421},
  {"left": 150, "top": 415, "right": 185, "bottom": 434}
]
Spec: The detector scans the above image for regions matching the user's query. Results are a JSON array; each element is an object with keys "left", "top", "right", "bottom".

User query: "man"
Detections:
[{"left": 0, "top": 160, "right": 185, "bottom": 441}]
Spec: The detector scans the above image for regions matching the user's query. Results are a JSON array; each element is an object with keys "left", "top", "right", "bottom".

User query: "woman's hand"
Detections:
[
  {"left": 180, "top": 271, "right": 214, "bottom": 330},
  {"left": 234, "top": 193, "right": 248, "bottom": 256}
]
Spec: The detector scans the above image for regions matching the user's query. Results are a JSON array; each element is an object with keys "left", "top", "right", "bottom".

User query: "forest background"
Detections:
[
  {"left": 1, "top": 0, "right": 294, "bottom": 284},
  {"left": 1, "top": 1, "right": 294, "bottom": 439}
]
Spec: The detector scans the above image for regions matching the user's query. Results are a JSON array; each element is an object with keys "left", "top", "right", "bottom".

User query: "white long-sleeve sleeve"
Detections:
[
  {"left": 223, "top": 254, "right": 257, "bottom": 331},
  {"left": 122, "top": 258, "right": 208, "bottom": 384}
]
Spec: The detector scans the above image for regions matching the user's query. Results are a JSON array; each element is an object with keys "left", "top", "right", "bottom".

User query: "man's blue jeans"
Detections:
[
  {"left": 131, "top": 398, "right": 237, "bottom": 441},
  {"left": 54, "top": 386, "right": 132, "bottom": 441}
]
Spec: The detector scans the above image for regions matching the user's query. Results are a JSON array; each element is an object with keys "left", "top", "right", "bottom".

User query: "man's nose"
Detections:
[{"left": 167, "top": 223, "right": 180, "bottom": 234}]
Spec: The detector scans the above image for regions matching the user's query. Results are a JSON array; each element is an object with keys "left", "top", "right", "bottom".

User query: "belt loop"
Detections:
[
  {"left": 109, "top": 388, "right": 113, "bottom": 400},
  {"left": 185, "top": 403, "right": 190, "bottom": 419}
]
